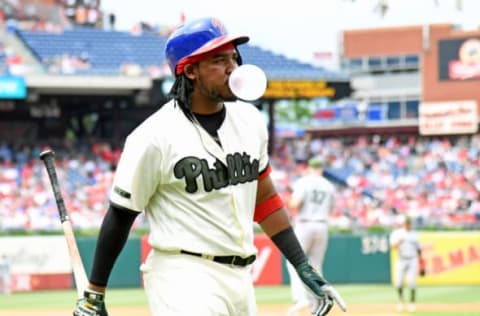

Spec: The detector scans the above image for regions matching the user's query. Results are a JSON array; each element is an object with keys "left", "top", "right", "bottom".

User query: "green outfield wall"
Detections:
[
  {"left": 77, "top": 236, "right": 141, "bottom": 287},
  {"left": 5, "top": 231, "right": 477, "bottom": 292},
  {"left": 75, "top": 234, "right": 391, "bottom": 287},
  {"left": 282, "top": 234, "right": 391, "bottom": 284},
  {"left": 74, "top": 231, "right": 480, "bottom": 287},
  {"left": 323, "top": 234, "right": 391, "bottom": 283}
]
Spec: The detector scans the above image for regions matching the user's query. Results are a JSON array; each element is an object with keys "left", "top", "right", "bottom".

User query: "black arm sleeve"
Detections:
[
  {"left": 270, "top": 226, "right": 307, "bottom": 268},
  {"left": 89, "top": 204, "right": 139, "bottom": 286}
]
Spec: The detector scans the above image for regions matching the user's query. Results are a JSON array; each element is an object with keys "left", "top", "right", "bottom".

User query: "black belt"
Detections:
[{"left": 180, "top": 250, "right": 256, "bottom": 267}]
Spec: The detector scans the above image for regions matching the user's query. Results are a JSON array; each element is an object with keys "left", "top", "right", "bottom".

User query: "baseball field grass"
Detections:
[{"left": 1, "top": 284, "right": 479, "bottom": 315}]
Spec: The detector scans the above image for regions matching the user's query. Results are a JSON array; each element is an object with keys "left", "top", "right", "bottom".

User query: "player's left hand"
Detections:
[
  {"left": 296, "top": 262, "right": 347, "bottom": 315},
  {"left": 73, "top": 289, "right": 109, "bottom": 316}
]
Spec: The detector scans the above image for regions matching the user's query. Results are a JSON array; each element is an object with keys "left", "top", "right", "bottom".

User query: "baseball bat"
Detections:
[{"left": 39, "top": 149, "right": 88, "bottom": 299}]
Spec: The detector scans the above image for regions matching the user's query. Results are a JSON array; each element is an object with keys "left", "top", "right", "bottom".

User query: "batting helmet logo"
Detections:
[{"left": 211, "top": 18, "right": 226, "bottom": 35}]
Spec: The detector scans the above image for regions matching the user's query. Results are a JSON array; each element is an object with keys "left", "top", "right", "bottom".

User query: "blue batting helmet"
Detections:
[{"left": 165, "top": 17, "right": 249, "bottom": 75}]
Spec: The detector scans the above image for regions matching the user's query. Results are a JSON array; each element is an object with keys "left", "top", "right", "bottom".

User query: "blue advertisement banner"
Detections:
[
  {"left": 314, "top": 103, "right": 386, "bottom": 124},
  {"left": 335, "top": 104, "right": 359, "bottom": 122},
  {"left": 0, "top": 76, "right": 27, "bottom": 99}
]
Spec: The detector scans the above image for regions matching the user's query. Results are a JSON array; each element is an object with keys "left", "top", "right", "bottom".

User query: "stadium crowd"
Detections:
[
  {"left": 1, "top": 134, "right": 479, "bottom": 232},
  {"left": 0, "top": 140, "right": 129, "bottom": 232},
  {"left": 272, "top": 133, "right": 480, "bottom": 230}
]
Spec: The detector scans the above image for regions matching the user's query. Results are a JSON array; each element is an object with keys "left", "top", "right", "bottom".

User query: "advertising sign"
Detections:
[
  {"left": 264, "top": 80, "right": 335, "bottom": 99},
  {"left": 438, "top": 38, "right": 480, "bottom": 81},
  {"left": 0, "top": 76, "right": 27, "bottom": 99},
  {"left": 0, "top": 236, "right": 72, "bottom": 291},
  {"left": 251, "top": 234, "right": 282, "bottom": 285},
  {"left": 391, "top": 232, "right": 480, "bottom": 285},
  {"left": 0, "top": 236, "right": 71, "bottom": 273},
  {"left": 419, "top": 100, "right": 478, "bottom": 135},
  {"left": 418, "top": 232, "right": 480, "bottom": 285},
  {"left": 263, "top": 80, "right": 351, "bottom": 100}
]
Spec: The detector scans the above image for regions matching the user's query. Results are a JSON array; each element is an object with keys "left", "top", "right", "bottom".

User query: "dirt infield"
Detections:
[
  {"left": 4, "top": 303, "right": 480, "bottom": 316},
  {"left": 262, "top": 303, "right": 480, "bottom": 315}
]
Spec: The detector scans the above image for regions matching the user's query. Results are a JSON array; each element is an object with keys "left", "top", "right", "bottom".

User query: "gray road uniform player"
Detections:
[
  {"left": 389, "top": 217, "right": 422, "bottom": 312},
  {"left": 287, "top": 158, "right": 336, "bottom": 315}
]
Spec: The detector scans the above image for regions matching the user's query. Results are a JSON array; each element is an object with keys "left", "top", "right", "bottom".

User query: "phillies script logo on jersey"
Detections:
[{"left": 174, "top": 152, "right": 259, "bottom": 193}]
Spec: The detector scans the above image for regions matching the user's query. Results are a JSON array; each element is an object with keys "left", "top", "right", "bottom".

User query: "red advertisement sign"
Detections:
[{"left": 251, "top": 234, "right": 282, "bottom": 285}]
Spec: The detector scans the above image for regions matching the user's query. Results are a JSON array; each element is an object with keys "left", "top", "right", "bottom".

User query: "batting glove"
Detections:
[
  {"left": 295, "top": 262, "right": 347, "bottom": 315},
  {"left": 419, "top": 258, "right": 427, "bottom": 277},
  {"left": 73, "top": 289, "right": 109, "bottom": 316}
]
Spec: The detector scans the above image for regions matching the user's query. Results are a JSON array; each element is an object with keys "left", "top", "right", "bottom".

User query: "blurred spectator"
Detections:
[
  {"left": 108, "top": 12, "right": 115, "bottom": 30},
  {"left": 0, "top": 9, "right": 5, "bottom": 26},
  {"left": 75, "top": 6, "right": 87, "bottom": 25},
  {"left": 44, "top": 53, "right": 91, "bottom": 74},
  {"left": 120, "top": 63, "right": 142, "bottom": 76},
  {"left": 6, "top": 18, "right": 18, "bottom": 34},
  {"left": 86, "top": 7, "right": 98, "bottom": 27}
]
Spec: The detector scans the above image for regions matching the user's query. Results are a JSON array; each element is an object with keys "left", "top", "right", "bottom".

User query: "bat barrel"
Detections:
[{"left": 39, "top": 150, "right": 69, "bottom": 222}]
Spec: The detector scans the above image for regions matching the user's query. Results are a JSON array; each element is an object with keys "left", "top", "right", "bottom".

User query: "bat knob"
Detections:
[{"left": 39, "top": 149, "right": 55, "bottom": 160}]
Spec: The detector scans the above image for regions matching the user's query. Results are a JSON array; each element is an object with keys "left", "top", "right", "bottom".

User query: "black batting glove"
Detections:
[
  {"left": 295, "top": 262, "right": 347, "bottom": 315},
  {"left": 73, "top": 288, "right": 108, "bottom": 316}
]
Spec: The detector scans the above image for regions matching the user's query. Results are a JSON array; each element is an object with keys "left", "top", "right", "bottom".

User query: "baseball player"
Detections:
[
  {"left": 389, "top": 216, "right": 423, "bottom": 312},
  {"left": 73, "top": 17, "right": 346, "bottom": 316},
  {"left": 286, "top": 158, "right": 336, "bottom": 316},
  {"left": 0, "top": 255, "right": 11, "bottom": 295}
]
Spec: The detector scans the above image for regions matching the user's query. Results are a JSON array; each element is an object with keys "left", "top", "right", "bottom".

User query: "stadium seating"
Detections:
[
  {"left": 0, "top": 42, "right": 5, "bottom": 74},
  {"left": 15, "top": 27, "right": 345, "bottom": 79},
  {"left": 271, "top": 134, "right": 480, "bottom": 230},
  {"left": 15, "top": 28, "right": 166, "bottom": 75},
  {"left": 3, "top": 135, "right": 479, "bottom": 232},
  {"left": 2, "top": 27, "right": 478, "bottom": 233}
]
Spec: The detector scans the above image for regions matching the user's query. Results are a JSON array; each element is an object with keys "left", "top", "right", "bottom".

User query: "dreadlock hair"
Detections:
[
  {"left": 235, "top": 46, "right": 243, "bottom": 68},
  {"left": 167, "top": 73, "right": 195, "bottom": 121}
]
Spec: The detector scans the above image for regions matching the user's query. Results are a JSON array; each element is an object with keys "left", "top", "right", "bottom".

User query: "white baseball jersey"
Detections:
[
  {"left": 291, "top": 175, "right": 335, "bottom": 222},
  {"left": 109, "top": 99, "right": 269, "bottom": 258}
]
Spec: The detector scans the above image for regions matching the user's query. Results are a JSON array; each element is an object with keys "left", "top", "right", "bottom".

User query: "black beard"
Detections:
[
  {"left": 197, "top": 75, "right": 238, "bottom": 103},
  {"left": 203, "top": 87, "right": 237, "bottom": 103},
  {"left": 223, "top": 94, "right": 237, "bottom": 102}
]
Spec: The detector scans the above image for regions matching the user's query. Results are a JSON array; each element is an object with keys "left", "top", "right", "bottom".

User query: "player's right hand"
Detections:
[
  {"left": 295, "top": 262, "right": 347, "bottom": 315},
  {"left": 73, "top": 289, "right": 108, "bottom": 316}
]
